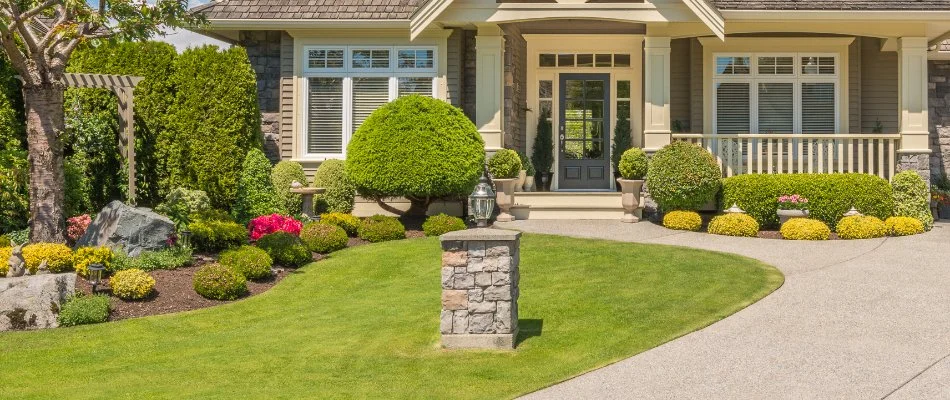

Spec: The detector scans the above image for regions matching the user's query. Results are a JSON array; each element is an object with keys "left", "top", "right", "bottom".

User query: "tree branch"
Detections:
[
  {"left": 0, "top": 20, "right": 33, "bottom": 83},
  {"left": 20, "top": 0, "right": 60, "bottom": 22}
]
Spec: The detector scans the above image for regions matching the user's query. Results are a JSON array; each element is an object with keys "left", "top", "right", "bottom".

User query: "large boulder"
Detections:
[
  {"left": 0, "top": 273, "right": 76, "bottom": 331},
  {"left": 77, "top": 200, "right": 175, "bottom": 256}
]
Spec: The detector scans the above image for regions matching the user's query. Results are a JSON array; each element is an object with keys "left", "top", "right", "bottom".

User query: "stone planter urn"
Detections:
[
  {"left": 494, "top": 178, "right": 518, "bottom": 222},
  {"left": 777, "top": 209, "right": 809, "bottom": 224},
  {"left": 617, "top": 178, "right": 644, "bottom": 223},
  {"left": 540, "top": 172, "right": 551, "bottom": 191},
  {"left": 523, "top": 175, "right": 536, "bottom": 192},
  {"left": 515, "top": 170, "right": 527, "bottom": 192}
]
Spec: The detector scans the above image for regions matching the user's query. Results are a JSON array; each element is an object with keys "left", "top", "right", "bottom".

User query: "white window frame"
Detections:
[{"left": 300, "top": 45, "right": 439, "bottom": 159}]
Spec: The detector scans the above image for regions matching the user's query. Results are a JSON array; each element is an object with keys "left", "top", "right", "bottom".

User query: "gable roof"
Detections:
[
  {"left": 193, "top": 0, "right": 424, "bottom": 20},
  {"left": 711, "top": 0, "right": 950, "bottom": 10}
]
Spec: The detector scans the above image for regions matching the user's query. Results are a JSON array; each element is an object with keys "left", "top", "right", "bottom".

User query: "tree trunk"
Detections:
[
  {"left": 23, "top": 84, "right": 67, "bottom": 243},
  {"left": 405, "top": 196, "right": 432, "bottom": 217}
]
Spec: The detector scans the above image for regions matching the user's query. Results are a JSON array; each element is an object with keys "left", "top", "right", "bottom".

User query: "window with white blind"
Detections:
[
  {"left": 712, "top": 53, "right": 838, "bottom": 135},
  {"left": 302, "top": 45, "right": 438, "bottom": 157}
]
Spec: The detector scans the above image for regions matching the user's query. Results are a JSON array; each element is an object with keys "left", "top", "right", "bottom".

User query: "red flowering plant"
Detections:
[
  {"left": 248, "top": 214, "right": 303, "bottom": 241},
  {"left": 777, "top": 194, "right": 809, "bottom": 211},
  {"left": 67, "top": 214, "right": 92, "bottom": 243},
  {"left": 932, "top": 189, "right": 950, "bottom": 206}
]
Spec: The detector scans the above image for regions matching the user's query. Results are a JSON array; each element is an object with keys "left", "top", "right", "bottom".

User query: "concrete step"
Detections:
[{"left": 510, "top": 191, "right": 642, "bottom": 220}]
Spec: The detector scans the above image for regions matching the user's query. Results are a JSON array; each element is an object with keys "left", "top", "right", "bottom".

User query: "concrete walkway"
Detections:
[{"left": 495, "top": 220, "right": 950, "bottom": 399}]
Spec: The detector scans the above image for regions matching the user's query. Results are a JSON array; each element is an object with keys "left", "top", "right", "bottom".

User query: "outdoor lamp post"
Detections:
[
  {"left": 88, "top": 263, "right": 106, "bottom": 293},
  {"left": 179, "top": 229, "right": 192, "bottom": 249},
  {"left": 468, "top": 173, "right": 496, "bottom": 228}
]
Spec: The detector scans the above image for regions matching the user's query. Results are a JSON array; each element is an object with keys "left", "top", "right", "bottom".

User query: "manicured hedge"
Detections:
[
  {"left": 721, "top": 174, "right": 894, "bottom": 229},
  {"left": 646, "top": 142, "right": 721, "bottom": 211}
]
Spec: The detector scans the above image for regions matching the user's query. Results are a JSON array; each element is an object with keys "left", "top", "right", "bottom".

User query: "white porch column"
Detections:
[
  {"left": 897, "top": 37, "right": 932, "bottom": 180},
  {"left": 643, "top": 36, "right": 672, "bottom": 152},
  {"left": 475, "top": 25, "right": 505, "bottom": 152}
]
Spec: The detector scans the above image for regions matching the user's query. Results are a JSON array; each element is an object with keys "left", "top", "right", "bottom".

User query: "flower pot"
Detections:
[
  {"left": 540, "top": 172, "right": 551, "bottom": 191},
  {"left": 939, "top": 204, "right": 950, "bottom": 220},
  {"left": 524, "top": 176, "right": 536, "bottom": 192},
  {"left": 617, "top": 178, "right": 644, "bottom": 223},
  {"left": 493, "top": 178, "right": 518, "bottom": 222},
  {"left": 777, "top": 209, "right": 809, "bottom": 225},
  {"left": 515, "top": 170, "right": 527, "bottom": 192}
]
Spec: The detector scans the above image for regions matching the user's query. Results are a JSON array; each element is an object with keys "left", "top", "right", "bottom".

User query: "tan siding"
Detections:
[
  {"left": 670, "top": 38, "right": 691, "bottom": 133},
  {"left": 849, "top": 39, "right": 861, "bottom": 134},
  {"left": 446, "top": 29, "right": 463, "bottom": 107},
  {"left": 861, "top": 37, "right": 899, "bottom": 133},
  {"left": 690, "top": 38, "right": 704, "bottom": 133},
  {"left": 280, "top": 32, "right": 295, "bottom": 160}
]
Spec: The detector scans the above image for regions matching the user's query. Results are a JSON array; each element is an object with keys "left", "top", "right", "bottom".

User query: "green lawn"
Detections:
[{"left": 0, "top": 234, "right": 783, "bottom": 399}]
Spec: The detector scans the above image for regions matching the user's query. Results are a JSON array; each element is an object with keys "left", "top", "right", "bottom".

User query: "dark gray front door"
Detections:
[{"left": 558, "top": 73, "right": 611, "bottom": 190}]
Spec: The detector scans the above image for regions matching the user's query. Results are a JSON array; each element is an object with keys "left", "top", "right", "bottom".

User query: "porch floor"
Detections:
[{"left": 512, "top": 191, "right": 640, "bottom": 220}]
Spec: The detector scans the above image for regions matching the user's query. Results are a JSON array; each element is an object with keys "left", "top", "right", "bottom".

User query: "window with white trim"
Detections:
[
  {"left": 303, "top": 45, "right": 438, "bottom": 157},
  {"left": 713, "top": 53, "right": 838, "bottom": 135}
]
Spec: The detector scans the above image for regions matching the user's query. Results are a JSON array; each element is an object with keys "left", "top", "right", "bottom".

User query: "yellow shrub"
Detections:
[
  {"left": 22, "top": 243, "right": 73, "bottom": 274},
  {"left": 663, "top": 210, "right": 703, "bottom": 232},
  {"left": 110, "top": 269, "right": 156, "bottom": 300},
  {"left": 780, "top": 218, "right": 831, "bottom": 240},
  {"left": 885, "top": 216, "right": 925, "bottom": 237},
  {"left": 708, "top": 213, "right": 759, "bottom": 237},
  {"left": 320, "top": 212, "right": 360, "bottom": 236},
  {"left": 0, "top": 247, "right": 9, "bottom": 277},
  {"left": 72, "top": 247, "right": 114, "bottom": 277},
  {"left": 836, "top": 215, "right": 887, "bottom": 240}
]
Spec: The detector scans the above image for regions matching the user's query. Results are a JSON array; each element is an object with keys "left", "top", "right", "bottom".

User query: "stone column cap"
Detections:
[{"left": 439, "top": 228, "right": 521, "bottom": 242}]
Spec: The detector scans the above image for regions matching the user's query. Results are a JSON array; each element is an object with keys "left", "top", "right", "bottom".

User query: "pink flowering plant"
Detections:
[
  {"left": 777, "top": 194, "right": 809, "bottom": 211},
  {"left": 67, "top": 214, "right": 92, "bottom": 243},
  {"left": 248, "top": 214, "right": 303, "bottom": 241}
]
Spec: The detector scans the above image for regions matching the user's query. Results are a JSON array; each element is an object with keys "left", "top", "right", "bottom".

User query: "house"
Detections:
[{"left": 192, "top": 0, "right": 950, "bottom": 218}]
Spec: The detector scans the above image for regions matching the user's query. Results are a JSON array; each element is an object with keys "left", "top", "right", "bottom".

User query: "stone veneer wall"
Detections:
[
  {"left": 240, "top": 30, "right": 284, "bottom": 162},
  {"left": 502, "top": 24, "right": 528, "bottom": 154},
  {"left": 929, "top": 60, "right": 950, "bottom": 184}
]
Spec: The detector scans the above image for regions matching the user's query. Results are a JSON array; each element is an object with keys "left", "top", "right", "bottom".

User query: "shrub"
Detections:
[
  {"left": 5, "top": 227, "right": 27, "bottom": 245},
  {"left": 662, "top": 211, "right": 703, "bottom": 231},
  {"left": 346, "top": 95, "right": 485, "bottom": 214},
  {"left": 0, "top": 235, "right": 9, "bottom": 247},
  {"left": 233, "top": 148, "right": 282, "bottom": 223},
  {"left": 532, "top": 110, "right": 554, "bottom": 175},
  {"left": 312, "top": 159, "right": 356, "bottom": 214},
  {"left": 113, "top": 247, "right": 193, "bottom": 272},
  {"left": 780, "top": 218, "right": 831, "bottom": 240},
  {"left": 272, "top": 161, "right": 308, "bottom": 215},
  {"left": 646, "top": 142, "right": 721, "bottom": 211},
  {"left": 708, "top": 213, "right": 759, "bottom": 237},
  {"left": 358, "top": 215, "right": 407, "bottom": 243},
  {"left": 892, "top": 170, "right": 933, "bottom": 231},
  {"left": 488, "top": 149, "right": 522, "bottom": 179},
  {"left": 518, "top": 150, "right": 536, "bottom": 176},
  {"left": 836, "top": 215, "right": 887, "bottom": 240},
  {"left": 255, "top": 232, "right": 312, "bottom": 267},
  {"left": 248, "top": 214, "right": 303, "bottom": 241},
  {"left": 320, "top": 212, "right": 361, "bottom": 236},
  {"left": 189, "top": 219, "right": 247, "bottom": 252},
  {"left": 193, "top": 263, "right": 247, "bottom": 300},
  {"left": 22, "top": 243, "right": 73, "bottom": 274},
  {"left": 66, "top": 214, "right": 92, "bottom": 243},
  {"left": 611, "top": 118, "right": 633, "bottom": 177},
  {"left": 722, "top": 174, "right": 894, "bottom": 229},
  {"left": 219, "top": 246, "right": 273, "bottom": 280},
  {"left": 0, "top": 149, "right": 28, "bottom": 233},
  {"left": 110, "top": 269, "right": 156, "bottom": 300},
  {"left": 155, "top": 187, "right": 211, "bottom": 227},
  {"left": 0, "top": 246, "right": 9, "bottom": 277},
  {"left": 422, "top": 214, "right": 467, "bottom": 236},
  {"left": 72, "top": 246, "right": 114, "bottom": 277},
  {"left": 57, "top": 294, "right": 111, "bottom": 327},
  {"left": 299, "top": 222, "right": 348, "bottom": 254},
  {"left": 618, "top": 148, "right": 648, "bottom": 180},
  {"left": 191, "top": 209, "right": 234, "bottom": 223},
  {"left": 886, "top": 216, "right": 925, "bottom": 236}
]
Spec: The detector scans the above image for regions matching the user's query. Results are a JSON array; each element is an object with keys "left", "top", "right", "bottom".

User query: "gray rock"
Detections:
[
  {"left": 495, "top": 301, "right": 513, "bottom": 333},
  {"left": 452, "top": 310, "right": 469, "bottom": 334},
  {"left": 470, "top": 301, "right": 497, "bottom": 313},
  {"left": 453, "top": 274, "right": 475, "bottom": 289},
  {"left": 468, "top": 288, "right": 483, "bottom": 302},
  {"left": 484, "top": 285, "right": 512, "bottom": 301},
  {"left": 440, "top": 310, "right": 453, "bottom": 334},
  {"left": 469, "top": 313, "right": 495, "bottom": 334},
  {"left": 77, "top": 200, "right": 176, "bottom": 256},
  {"left": 492, "top": 272, "right": 510, "bottom": 286},
  {"left": 0, "top": 273, "right": 76, "bottom": 331},
  {"left": 475, "top": 272, "right": 492, "bottom": 287}
]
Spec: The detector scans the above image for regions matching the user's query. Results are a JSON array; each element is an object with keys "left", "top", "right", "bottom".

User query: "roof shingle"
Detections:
[{"left": 195, "top": 0, "right": 425, "bottom": 20}]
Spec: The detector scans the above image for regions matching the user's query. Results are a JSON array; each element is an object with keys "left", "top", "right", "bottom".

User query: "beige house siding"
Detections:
[
  {"left": 860, "top": 37, "right": 899, "bottom": 133},
  {"left": 849, "top": 38, "right": 862, "bottom": 134},
  {"left": 280, "top": 32, "right": 295, "bottom": 161},
  {"left": 689, "top": 38, "right": 704, "bottom": 133},
  {"left": 670, "top": 38, "right": 692, "bottom": 133}
]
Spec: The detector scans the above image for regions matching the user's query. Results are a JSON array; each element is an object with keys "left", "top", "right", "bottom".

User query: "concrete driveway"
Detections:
[{"left": 494, "top": 220, "right": 950, "bottom": 399}]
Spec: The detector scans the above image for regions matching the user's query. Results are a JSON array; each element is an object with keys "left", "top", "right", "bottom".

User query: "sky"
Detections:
[{"left": 157, "top": 0, "right": 230, "bottom": 52}]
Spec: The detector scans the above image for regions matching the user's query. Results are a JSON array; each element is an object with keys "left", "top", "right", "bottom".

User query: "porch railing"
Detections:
[{"left": 671, "top": 133, "right": 902, "bottom": 180}]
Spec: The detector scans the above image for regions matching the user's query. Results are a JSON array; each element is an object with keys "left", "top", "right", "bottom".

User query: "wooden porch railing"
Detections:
[{"left": 671, "top": 133, "right": 902, "bottom": 180}]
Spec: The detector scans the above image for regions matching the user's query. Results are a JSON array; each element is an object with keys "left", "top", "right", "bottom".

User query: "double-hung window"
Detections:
[
  {"left": 303, "top": 46, "right": 438, "bottom": 158},
  {"left": 713, "top": 53, "right": 838, "bottom": 135}
]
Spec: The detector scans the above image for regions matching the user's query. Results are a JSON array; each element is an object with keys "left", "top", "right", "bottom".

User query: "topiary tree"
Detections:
[
  {"left": 233, "top": 149, "right": 281, "bottom": 223},
  {"left": 271, "top": 161, "right": 308, "bottom": 215},
  {"left": 531, "top": 110, "right": 554, "bottom": 177},
  {"left": 646, "top": 141, "right": 721, "bottom": 211},
  {"left": 611, "top": 118, "right": 632, "bottom": 177},
  {"left": 892, "top": 170, "right": 934, "bottom": 231},
  {"left": 313, "top": 159, "right": 356, "bottom": 214},
  {"left": 488, "top": 149, "right": 522, "bottom": 179},
  {"left": 346, "top": 95, "right": 485, "bottom": 215},
  {"left": 618, "top": 148, "right": 648, "bottom": 180}
]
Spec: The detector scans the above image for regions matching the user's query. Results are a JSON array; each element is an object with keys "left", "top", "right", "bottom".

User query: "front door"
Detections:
[{"left": 558, "top": 73, "right": 611, "bottom": 190}]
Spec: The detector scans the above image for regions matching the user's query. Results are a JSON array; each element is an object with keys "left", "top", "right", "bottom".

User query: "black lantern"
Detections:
[
  {"left": 88, "top": 263, "right": 106, "bottom": 293},
  {"left": 468, "top": 173, "right": 495, "bottom": 228},
  {"left": 179, "top": 229, "right": 192, "bottom": 249}
]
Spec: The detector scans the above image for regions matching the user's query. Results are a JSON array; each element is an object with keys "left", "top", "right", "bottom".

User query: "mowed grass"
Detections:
[{"left": 0, "top": 234, "right": 783, "bottom": 399}]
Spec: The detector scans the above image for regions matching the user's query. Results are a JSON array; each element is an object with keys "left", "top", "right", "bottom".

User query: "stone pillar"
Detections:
[
  {"left": 898, "top": 37, "right": 932, "bottom": 182},
  {"left": 928, "top": 61, "right": 950, "bottom": 182},
  {"left": 643, "top": 36, "right": 672, "bottom": 153},
  {"left": 475, "top": 25, "right": 506, "bottom": 153},
  {"left": 439, "top": 228, "right": 520, "bottom": 350}
]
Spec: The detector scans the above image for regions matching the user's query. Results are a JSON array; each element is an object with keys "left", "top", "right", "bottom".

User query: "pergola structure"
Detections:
[{"left": 63, "top": 73, "right": 144, "bottom": 205}]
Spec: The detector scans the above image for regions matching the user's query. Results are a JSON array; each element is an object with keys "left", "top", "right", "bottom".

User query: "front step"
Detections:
[{"left": 510, "top": 191, "right": 642, "bottom": 220}]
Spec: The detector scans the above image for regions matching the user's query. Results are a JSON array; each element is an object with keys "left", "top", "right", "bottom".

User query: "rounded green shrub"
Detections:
[
  {"left": 255, "top": 232, "right": 312, "bottom": 267},
  {"left": 517, "top": 150, "right": 536, "bottom": 176},
  {"left": 272, "top": 161, "right": 308, "bottom": 215},
  {"left": 488, "top": 149, "right": 522, "bottom": 179},
  {"left": 885, "top": 216, "right": 925, "bottom": 236},
  {"left": 155, "top": 187, "right": 211, "bottom": 224},
  {"left": 836, "top": 215, "right": 887, "bottom": 240},
  {"left": 618, "top": 148, "right": 648, "bottom": 180},
  {"left": 646, "top": 142, "right": 721, "bottom": 211},
  {"left": 299, "top": 222, "right": 348, "bottom": 254},
  {"left": 358, "top": 215, "right": 406, "bottom": 243},
  {"left": 58, "top": 294, "right": 111, "bottom": 327},
  {"left": 320, "top": 212, "right": 360, "bottom": 236},
  {"left": 422, "top": 214, "right": 467, "bottom": 237},
  {"left": 891, "top": 170, "right": 933, "bottom": 231},
  {"left": 233, "top": 148, "right": 282, "bottom": 223},
  {"left": 663, "top": 210, "right": 703, "bottom": 232},
  {"left": 708, "top": 213, "right": 759, "bottom": 237},
  {"left": 780, "top": 218, "right": 831, "bottom": 240},
  {"left": 346, "top": 95, "right": 485, "bottom": 213},
  {"left": 188, "top": 218, "right": 248, "bottom": 252},
  {"left": 219, "top": 246, "right": 273, "bottom": 280},
  {"left": 0, "top": 235, "right": 8, "bottom": 247},
  {"left": 110, "top": 269, "right": 156, "bottom": 300},
  {"left": 193, "top": 263, "right": 247, "bottom": 301},
  {"left": 313, "top": 159, "right": 356, "bottom": 214}
]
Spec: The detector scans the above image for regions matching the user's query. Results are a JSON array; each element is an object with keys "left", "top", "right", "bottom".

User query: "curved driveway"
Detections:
[{"left": 494, "top": 220, "right": 950, "bottom": 399}]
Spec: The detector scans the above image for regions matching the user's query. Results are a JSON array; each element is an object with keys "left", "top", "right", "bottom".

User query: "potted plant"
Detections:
[
  {"left": 488, "top": 149, "right": 523, "bottom": 222},
  {"left": 531, "top": 110, "right": 554, "bottom": 191},
  {"left": 777, "top": 194, "right": 809, "bottom": 224},
  {"left": 523, "top": 155, "right": 536, "bottom": 192},
  {"left": 515, "top": 151, "right": 529, "bottom": 192},
  {"left": 616, "top": 148, "right": 648, "bottom": 223},
  {"left": 610, "top": 117, "right": 632, "bottom": 191}
]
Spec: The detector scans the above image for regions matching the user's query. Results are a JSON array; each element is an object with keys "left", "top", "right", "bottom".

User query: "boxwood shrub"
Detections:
[
  {"left": 885, "top": 216, "right": 925, "bottom": 236},
  {"left": 110, "top": 269, "right": 156, "bottom": 300},
  {"left": 358, "top": 215, "right": 406, "bottom": 243},
  {"left": 193, "top": 263, "right": 247, "bottom": 301},
  {"left": 271, "top": 161, "right": 308, "bottom": 215},
  {"left": 721, "top": 173, "right": 894, "bottom": 229},
  {"left": 320, "top": 212, "right": 360, "bottom": 236},
  {"left": 22, "top": 243, "right": 73, "bottom": 274},
  {"left": 422, "top": 213, "right": 467, "bottom": 237},
  {"left": 299, "top": 222, "right": 348, "bottom": 254},
  {"left": 488, "top": 149, "right": 522, "bottom": 179},
  {"left": 219, "top": 245, "right": 273, "bottom": 280},
  {"left": 780, "top": 218, "right": 831, "bottom": 240},
  {"left": 836, "top": 215, "right": 887, "bottom": 240},
  {"left": 618, "top": 148, "right": 648, "bottom": 180},
  {"left": 662, "top": 210, "right": 703, "bottom": 232},
  {"left": 313, "top": 160, "right": 356, "bottom": 214},
  {"left": 708, "top": 213, "right": 759, "bottom": 237},
  {"left": 189, "top": 218, "right": 248, "bottom": 253},
  {"left": 891, "top": 170, "right": 933, "bottom": 231},
  {"left": 255, "top": 231, "right": 312, "bottom": 267},
  {"left": 58, "top": 294, "right": 111, "bottom": 327},
  {"left": 646, "top": 142, "right": 721, "bottom": 211}
]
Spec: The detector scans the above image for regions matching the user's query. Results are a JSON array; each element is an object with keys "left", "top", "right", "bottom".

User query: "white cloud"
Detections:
[{"left": 159, "top": 28, "right": 230, "bottom": 52}]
